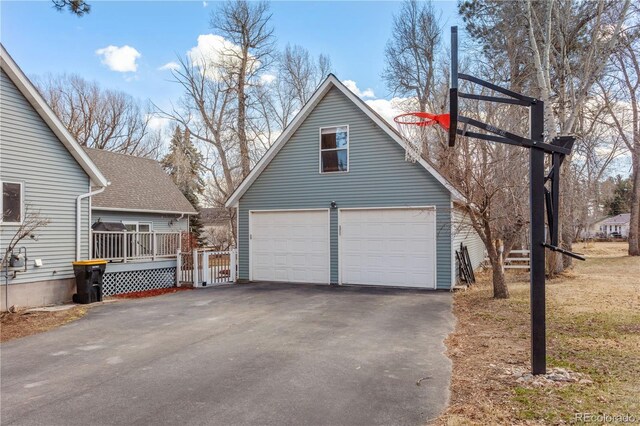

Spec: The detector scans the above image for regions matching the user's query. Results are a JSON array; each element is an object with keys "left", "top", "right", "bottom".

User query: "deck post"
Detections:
[
  {"left": 230, "top": 249, "right": 237, "bottom": 283},
  {"left": 152, "top": 231, "right": 157, "bottom": 261},
  {"left": 123, "top": 231, "right": 128, "bottom": 263},
  {"left": 176, "top": 249, "right": 181, "bottom": 287},
  {"left": 192, "top": 248, "right": 199, "bottom": 286}
]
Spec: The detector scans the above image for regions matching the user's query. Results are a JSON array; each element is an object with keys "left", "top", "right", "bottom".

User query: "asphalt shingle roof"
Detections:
[{"left": 85, "top": 148, "right": 197, "bottom": 215}]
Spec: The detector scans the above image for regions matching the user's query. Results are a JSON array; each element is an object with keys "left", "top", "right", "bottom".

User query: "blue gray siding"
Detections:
[
  {"left": 92, "top": 210, "right": 189, "bottom": 233},
  {"left": 0, "top": 69, "right": 90, "bottom": 285},
  {"left": 238, "top": 87, "right": 453, "bottom": 289},
  {"left": 452, "top": 207, "right": 486, "bottom": 279}
]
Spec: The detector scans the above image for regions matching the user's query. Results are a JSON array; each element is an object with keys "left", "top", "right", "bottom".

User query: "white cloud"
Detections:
[
  {"left": 187, "top": 34, "right": 253, "bottom": 80},
  {"left": 365, "top": 97, "right": 415, "bottom": 125},
  {"left": 260, "top": 73, "right": 276, "bottom": 85},
  {"left": 147, "top": 115, "right": 171, "bottom": 132},
  {"left": 159, "top": 61, "right": 180, "bottom": 71},
  {"left": 343, "top": 80, "right": 375, "bottom": 99},
  {"left": 202, "top": 1, "right": 208, "bottom": 6},
  {"left": 96, "top": 45, "right": 141, "bottom": 73}
]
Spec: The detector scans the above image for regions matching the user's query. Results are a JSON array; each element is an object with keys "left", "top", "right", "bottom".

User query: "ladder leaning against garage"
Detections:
[{"left": 177, "top": 249, "right": 237, "bottom": 287}]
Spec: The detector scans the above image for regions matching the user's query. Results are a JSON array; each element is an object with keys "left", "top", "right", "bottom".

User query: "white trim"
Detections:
[
  {"left": 319, "top": 125, "right": 350, "bottom": 174},
  {"left": 0, "top": 44, "right": 108, "bottom": 187},
  {"left": 337, "top": 206, "right": 438, "bottom": 289},
  {"left": 138, "top": 222, "right": 153, "bottom": 232},
  {"left": 91, "top": 206, "right": 195, "bottom": 215},
  {"left": 225, "top": 74, "right": 464, "bottom": 208},
  {"left": 248, "top": 208, "right": 331, "bottom": 284},
  {"left": 0, "top": 180, "right": 24, "bottom": 225},
  {"left": 450, "top": 198, "right": 455, "bottom": 290}
]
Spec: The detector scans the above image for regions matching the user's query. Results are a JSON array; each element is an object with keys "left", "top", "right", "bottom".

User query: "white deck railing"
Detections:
[{"left": 91, "top": 231, "right": 182, "bottom": 262}]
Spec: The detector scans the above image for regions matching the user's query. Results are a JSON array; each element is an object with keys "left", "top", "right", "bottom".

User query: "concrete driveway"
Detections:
[{"left": 1, "top": 283, "right": 453, "bottom": 426}]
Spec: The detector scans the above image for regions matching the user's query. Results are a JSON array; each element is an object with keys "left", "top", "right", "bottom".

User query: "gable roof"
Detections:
[
  {"left": 84, "top": 148, "right": 197, "bottom": 215},
  {"left": 225, "top": 74, "right": 464, "bottom": 207},
  {"left": 0, "top": 44, "right": 108, "bottom": 187},
  {"left": 597, "top": 213, "right": 630, "bottom": 226}
]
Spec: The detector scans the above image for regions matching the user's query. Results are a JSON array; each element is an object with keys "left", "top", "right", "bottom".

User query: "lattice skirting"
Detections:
[{"left": 103, "top": 267, "right": 176, "bottom": 296}]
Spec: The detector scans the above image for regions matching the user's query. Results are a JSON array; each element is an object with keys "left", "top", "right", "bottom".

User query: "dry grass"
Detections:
[
  {"left": 0, "top": 306, "right": 88, "bottom": 343},
  {"left": 437, "top": 242, "right": 640, "bottom": 425}
]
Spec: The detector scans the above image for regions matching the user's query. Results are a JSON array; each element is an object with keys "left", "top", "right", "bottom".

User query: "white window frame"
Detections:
[
  {"left": 319, "top": 125, "right": 349, "bottom": 174},
  {"left": 1, "top": 181, "right": 25, "bottom": 225},
  {"left": 121, "top": 221, "right": 154, "bottom": 232}
]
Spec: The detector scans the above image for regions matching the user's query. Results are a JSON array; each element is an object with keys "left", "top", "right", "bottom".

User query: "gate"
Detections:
[{"left": 178, "top": 249, "right": 237, "bottom": 287}]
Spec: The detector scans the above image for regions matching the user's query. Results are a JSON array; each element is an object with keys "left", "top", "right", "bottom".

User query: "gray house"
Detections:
[
  {"left": 1, "top": 45, "right": 108, "bottom": 310},
  {"left": 85, "top": 147, "right": 196, "bottom": 235},
  {"left": 226, "top": 74, "right": 484, "bottom": 290}
]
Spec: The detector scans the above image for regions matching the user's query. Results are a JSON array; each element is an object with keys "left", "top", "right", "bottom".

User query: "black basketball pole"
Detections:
[
  {"left": 448, "top": 25, "right": 584, "bottom": 376},
  {"left": 530, "top": 101, "right": 546, "bottom": 375}
]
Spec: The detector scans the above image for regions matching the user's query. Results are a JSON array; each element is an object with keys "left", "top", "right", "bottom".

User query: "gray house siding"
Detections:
[
  {"left": 452, "top": 208, "right": 486, "bottom": 278},
  {"left": 91, "top": 210, "right": 189, "bottom": 233},
  {"left": 238, "top": 87, "right": 452, "bottom": 289},
  {"left": 0, "top": 69, "right": 90, "bottom": 286}
]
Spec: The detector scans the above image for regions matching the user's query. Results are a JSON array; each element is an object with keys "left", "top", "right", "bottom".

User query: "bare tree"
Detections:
[
  {"left": 524, "top": 0, "right": 631, "bottom": 269},
  {"left": 35, "top": 74, "right": 159, "bottom": 157},
  {"left": 211, "top": 0, "right": 275, "bottom": 178},
  {"left": 253, "top": 45, "right": 332, "bottom": 131},
  {"left": 598, "top": 12, "right": 640, "bottom": 254},
  {"left": 383, "top": 0, "right": 442, "bottom": 112},
  {"left": 2, "top": 208, "right": 50, "bottom": 310}
]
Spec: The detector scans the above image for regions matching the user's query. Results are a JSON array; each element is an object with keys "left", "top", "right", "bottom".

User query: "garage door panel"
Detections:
[
  {"left": 251, "top": 210, "right": 329, "bottom": 284},
  {"left": 340, "top": 208, "right": 436, "bottom": 289}
]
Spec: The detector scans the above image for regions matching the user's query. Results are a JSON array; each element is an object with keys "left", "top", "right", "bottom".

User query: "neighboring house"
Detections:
[
  {"left": 84, "top": 147, "right": 196, "bottom": 236},
  {"left": 83, "top": 148, "right": 197, "bottom": 297},
  {"left": 225, "top": 74, "right": 484, "bottom": 290},
  {"left": 1, "top": 45, "right": 108, "bottom": 310},
  {"left": 592, "top": 213, "right": 630, "bottom": 238},
  {"left": 1, "top": 45, "right": 197, "bottom": 310}
]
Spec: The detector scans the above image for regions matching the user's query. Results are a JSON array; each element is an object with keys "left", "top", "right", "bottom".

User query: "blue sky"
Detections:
[{"left": 1, "top": 1, "right": 462, "bottom": 115}]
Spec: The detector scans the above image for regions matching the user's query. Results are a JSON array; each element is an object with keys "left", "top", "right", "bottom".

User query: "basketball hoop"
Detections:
[{"left": 393, "top": 112, "right": 450, "bottom": 162}]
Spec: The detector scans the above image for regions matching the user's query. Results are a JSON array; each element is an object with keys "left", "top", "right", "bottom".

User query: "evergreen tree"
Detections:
[
  {"left": 605, "top": 175, "right": 632, "bottom": 216},
  {"left": 162, "top": 126, "right": 206, "bottom": 246}
]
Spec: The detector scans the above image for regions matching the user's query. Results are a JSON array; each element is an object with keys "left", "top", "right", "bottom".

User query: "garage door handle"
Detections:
[{"left": 339, "top": 225, "right": 341, "bottom": 236}]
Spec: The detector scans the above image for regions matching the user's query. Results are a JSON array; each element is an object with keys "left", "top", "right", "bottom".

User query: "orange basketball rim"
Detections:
[{"left": 393, "top": 112, "right": 450, "bottom": 130}]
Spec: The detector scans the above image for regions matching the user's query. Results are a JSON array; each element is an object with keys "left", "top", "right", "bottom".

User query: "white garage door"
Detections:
[
  {"left": 250, "top": 210, "right": 330, "bottom": 284},
  {"left": 340, "top": 208, "right": 436, "bottom": 288}
]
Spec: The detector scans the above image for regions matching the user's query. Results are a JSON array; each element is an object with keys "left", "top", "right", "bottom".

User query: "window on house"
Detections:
[
  {"left": 2, "top": 182, "right": 23, "bottom": 224},
  {"left": 320, "top": 126, "right": 348, "bottom": 173}
]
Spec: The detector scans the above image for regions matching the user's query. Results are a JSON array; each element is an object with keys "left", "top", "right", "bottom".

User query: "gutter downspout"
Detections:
[{"left": 76, "top": 185, "right": 108, "bottom": 261}]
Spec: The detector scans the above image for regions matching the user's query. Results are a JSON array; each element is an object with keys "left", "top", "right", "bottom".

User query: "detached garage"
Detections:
[{"left": 226, "top": 74, "right": 485, "bottom": 290}]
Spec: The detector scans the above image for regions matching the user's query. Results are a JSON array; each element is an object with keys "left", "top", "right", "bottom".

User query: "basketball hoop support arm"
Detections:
[{"left": 449, "top": 26, "right": 584, "bottom": 376}]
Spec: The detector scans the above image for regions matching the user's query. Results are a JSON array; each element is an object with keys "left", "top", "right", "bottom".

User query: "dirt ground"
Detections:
[
  {"left": 436, "top": 242, "right": 640, "bottom": 425},
  {"left": 1, "top": 306, "right": 88, "bottom": 343}
]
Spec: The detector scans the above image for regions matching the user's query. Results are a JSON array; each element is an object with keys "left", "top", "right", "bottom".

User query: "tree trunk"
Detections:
[
  {"left": 629, "top": 151, "right": 640, "bottom": 255},
  {"left": 487, "top": 239, "right": 509, "bottom": 299},
  {"left": 237, "top": 50, "right": 251, "bottom": 178}
]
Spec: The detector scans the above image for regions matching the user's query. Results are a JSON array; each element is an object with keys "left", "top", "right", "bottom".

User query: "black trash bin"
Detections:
[{"left": 71, "top": 260, "right": 107, "bottom": 304}]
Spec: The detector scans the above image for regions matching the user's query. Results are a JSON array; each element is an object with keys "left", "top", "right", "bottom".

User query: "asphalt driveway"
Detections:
[{"left": 1, "top": 283, "right": 453, "bottom": 426}]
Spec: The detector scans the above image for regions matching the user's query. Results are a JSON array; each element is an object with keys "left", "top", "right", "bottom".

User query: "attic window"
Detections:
[{"left": 320, "top": 126, "right": 349, "bottom": 173}]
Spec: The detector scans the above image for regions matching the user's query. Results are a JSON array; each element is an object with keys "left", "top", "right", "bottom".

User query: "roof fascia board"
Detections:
[
  {"left": 225, "top": 77, "right": 335, "bottom": 207},
  {"left": 92, "top": 206, "right": 196, "bottom": 215},
  {"left": 0, "top": 44, "right": 108, "bottom": 187}
]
